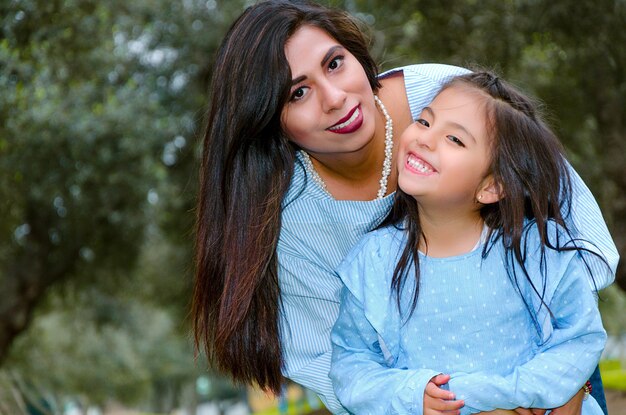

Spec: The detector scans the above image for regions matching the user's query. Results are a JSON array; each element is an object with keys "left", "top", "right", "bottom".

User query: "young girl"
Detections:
[{"left": 330, "top": 72, "right": 607, "bottom": 415}]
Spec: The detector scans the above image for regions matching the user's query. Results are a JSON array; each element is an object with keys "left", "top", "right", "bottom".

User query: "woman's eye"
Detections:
[
  {"left": 328, "top": 56, "right": 344, "bottom": 71},
  {"left": 447, "top": 135, "right": 465, "bottom": 147},
  {"left": 290, "top": 86, "right": 308, "bottom": 102},
  {"left": 415, "top": 118, "right": 430, "bottom": 127}
]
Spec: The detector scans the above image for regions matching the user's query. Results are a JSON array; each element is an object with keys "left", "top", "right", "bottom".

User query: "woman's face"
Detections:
[{"left": 281, "top": 25, "right": 377, "bottom": 157}]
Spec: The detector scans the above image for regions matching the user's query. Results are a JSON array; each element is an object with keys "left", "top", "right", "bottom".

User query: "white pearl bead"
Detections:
[{"left": 301, "top": 94, "right": 393, "bottom": 200}]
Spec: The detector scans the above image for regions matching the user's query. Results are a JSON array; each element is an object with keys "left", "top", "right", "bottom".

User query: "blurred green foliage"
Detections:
[
  {"left": 600, "top": 359, "right": 626, "bottom": 390},
  {"left": 0, "top": 0, "right": 624, "bottom": 412}
]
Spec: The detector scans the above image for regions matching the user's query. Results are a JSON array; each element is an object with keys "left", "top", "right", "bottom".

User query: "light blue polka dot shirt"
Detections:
[{"left": 330, "top": 223, "right": 607, "bottom": 415}]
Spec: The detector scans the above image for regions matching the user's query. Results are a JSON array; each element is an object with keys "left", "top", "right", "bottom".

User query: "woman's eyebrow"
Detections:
[
  {"left": 321, "top": 45, "right": 343, "bottom": 67},
  {"left": 291, "top": 45, "right": 345, "bottom": 86},
  {"left": 291, "top": 75, "right": 307, "bottom": 85}
]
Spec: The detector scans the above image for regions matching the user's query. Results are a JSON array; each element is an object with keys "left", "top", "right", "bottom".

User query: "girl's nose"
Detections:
[
  {"left": 320, "top": 80, "right": 347, "bottom": 113},
  {"left": 413, "top": 126, "right": 436, "bottom": 150}
]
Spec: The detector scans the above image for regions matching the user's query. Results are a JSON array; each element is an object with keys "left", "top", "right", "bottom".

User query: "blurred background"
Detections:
[{"left": 1, "top": 0, "right": 624, "bottom": 414}]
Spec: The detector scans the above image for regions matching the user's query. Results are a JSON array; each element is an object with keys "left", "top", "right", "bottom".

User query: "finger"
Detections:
[
  {"left": 424, "top": 405, "right": 463, "bottom": 415},
  {"left": 424, "top": 394, "right": 465, "bottom": 411},
  {"left": 424, "top": 401, "right": 464, "bottom": 414},
  {"left": 513, "top": 408, "right": 534, "bottom": 415},
  {"left": 531, "top": 409, "right": 547, "bottom": 415},
  {"left": 430, "top": 399, "right": 465, "bottom": 412},
  {"left": 431, "top": 373, "right": 452, "bottom": 386},
  {"left": 425, "top": 381, "right": 456, "bottom": 401}
]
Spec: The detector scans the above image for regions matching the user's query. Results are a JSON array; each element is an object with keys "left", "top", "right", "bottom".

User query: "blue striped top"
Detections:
[{"left": 276, "top": 63, "right": 618, "bottom": 414}]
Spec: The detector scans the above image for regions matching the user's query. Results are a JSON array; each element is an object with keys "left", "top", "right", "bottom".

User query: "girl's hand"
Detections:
[{"left": 424, "top": 374, "right": 465, "bottom": 415}]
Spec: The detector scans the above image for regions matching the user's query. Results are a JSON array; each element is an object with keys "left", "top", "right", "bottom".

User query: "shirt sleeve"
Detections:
[
  {"left": 279, "top": 254, "right": 349, "bottom": 414},
  {"left": 446, "top": 252, "right": 607, "bottom": 414},
  {"left": 390, "top": 63, "right": 472, "bottom": 122},
  {"left": 330, "top": 286, "right": 440, "bottom": 415},
  {"left": 287, "top": 351, "right": 347, "bottom": 414},
  {"left": 565, "top": 161, "right": 619, "bottom": 290}
]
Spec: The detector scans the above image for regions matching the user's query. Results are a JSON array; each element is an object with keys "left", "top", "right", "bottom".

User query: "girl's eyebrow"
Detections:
[
  {"left": 423, "top": 106, "right": 435, "bottom": 118},
  {"left": 424, "top": 105, "right": 477, "bottom": 144}
]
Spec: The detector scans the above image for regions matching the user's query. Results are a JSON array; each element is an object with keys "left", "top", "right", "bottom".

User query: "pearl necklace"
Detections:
[{"left": 300, "top": 95, "right": 394, "bottom": 200}]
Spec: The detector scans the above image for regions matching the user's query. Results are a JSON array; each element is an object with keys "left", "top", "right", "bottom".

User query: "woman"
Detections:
[{"left": 192, "top": 1, "right": 618, "bottom": 413}]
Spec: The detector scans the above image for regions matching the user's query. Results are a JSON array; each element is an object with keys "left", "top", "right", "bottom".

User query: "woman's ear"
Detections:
[{"left": 476, "top": 175, "right": 503, "bottom": 205}]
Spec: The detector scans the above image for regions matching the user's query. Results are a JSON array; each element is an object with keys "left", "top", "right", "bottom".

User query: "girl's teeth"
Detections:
[
  {"left": 330, "top": 108, "right": 359, "bottom": 131},
  {"left": 408, "top": 155, "right": 433, "bottom": 173}
]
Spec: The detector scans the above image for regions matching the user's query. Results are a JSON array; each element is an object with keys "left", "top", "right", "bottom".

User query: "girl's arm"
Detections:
[
  {"left": 446, "top": 253, "right": 607, "bottom": 414},
  {"left": 330, "top": 286, "right": 461, "bottom": 415}
]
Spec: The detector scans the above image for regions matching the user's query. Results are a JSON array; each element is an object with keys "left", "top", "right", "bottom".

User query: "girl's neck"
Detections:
[{"left": 418, "top": 209, "right": 485, "bottom": 258}]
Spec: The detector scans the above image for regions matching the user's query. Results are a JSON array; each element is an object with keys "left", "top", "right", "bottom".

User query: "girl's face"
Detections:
[
  {"left": 397, "top": 85, "right": 492, "bottom": 210},
  {"left": 281, "top": 25, "right": 377, "bottom": 157}
]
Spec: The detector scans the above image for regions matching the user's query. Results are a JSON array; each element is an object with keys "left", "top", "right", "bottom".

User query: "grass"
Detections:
[
  {"left": 600, "top": 359, "right": 626, "bottom": 391},
  {"left": 253, "top": 401, "right": 315, "bottom": 415}
]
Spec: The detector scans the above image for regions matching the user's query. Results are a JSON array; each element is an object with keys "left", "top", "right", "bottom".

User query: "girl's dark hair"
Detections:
[
  {"left": 192, "top": 0, "right": 379, "bottom": 393},
  {"left": 382, "top": 71, "right": 602, "bottom": 333}
]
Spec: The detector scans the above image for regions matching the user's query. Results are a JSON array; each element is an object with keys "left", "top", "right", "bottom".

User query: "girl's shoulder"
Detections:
[
  {"left": 336, "top": 226, "right": 405, "bottom": 285},
  {"left": 342, "top": 226, "right": 405, "bottom": 264},
  {"left": 336, "top": 226, "right": 405, "bottom": 319},
  {"left": 520, "top": 219, "right": 577, "bottom": 253},
  {"left": 510, "top": 219, "right": 586, "bottom": 284}
]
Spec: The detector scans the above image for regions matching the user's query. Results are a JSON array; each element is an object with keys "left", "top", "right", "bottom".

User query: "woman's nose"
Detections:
[{"left": 320, "top": 80, "right": 347, "bottom": 113}]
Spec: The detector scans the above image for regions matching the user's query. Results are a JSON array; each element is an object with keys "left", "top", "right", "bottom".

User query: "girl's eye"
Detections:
[
  {"left": 328, "top": 56, "right": 344, "bottom": 71},
  {"left": 447, "top": 135, "right": 465, "bottom": 147},
  {"left": 290, "top": 86, "right": 309, "bottom": 102},
  {"left": 415, "top": 118, "right": 430, "bottom": 127}
]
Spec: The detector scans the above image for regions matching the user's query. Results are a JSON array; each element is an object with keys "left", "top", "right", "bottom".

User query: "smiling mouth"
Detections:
[
  {"left": 407, "top": 153, "right": 435, "bottom": 174},
  {"left": 327, "top": 105, "right": 362, "bottom": 133}
]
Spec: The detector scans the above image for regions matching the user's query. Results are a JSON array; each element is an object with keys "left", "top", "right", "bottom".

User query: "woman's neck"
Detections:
[
  {"left": 312, "top": 124, "right": 386, "bottom": 180},
  {"left": 308, "top": 74, "right": 412, "bottom": 201},
  {"left": 418, "top": 208, "right": 485, "bottom": 258}
]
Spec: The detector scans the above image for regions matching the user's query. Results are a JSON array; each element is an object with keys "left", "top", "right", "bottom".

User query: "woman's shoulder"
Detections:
[
  {"left": 379, "top": 63, "right": 470, "bottom": 122},
  {"left": 379, "top": 63, "right": 470, "bottom": 83}
]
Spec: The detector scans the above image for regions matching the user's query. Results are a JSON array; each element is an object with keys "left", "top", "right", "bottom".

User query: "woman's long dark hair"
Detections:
[
  {"left": 192, "top": 0, "right": 380, "bottom": 393},
  {"left": 382, "top": 71, "right": 604, "bottom": 334}
]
